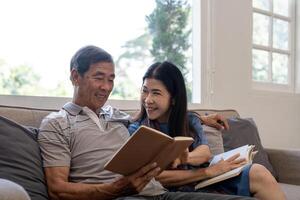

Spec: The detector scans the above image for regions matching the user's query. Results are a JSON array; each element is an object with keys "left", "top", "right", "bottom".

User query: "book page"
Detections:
[
  {"left": 174, "top": 136, "right": 194, "bottom": 140},
  {"left": 209, "top": 145, "right": 254, "bottom": 166},
  {"left": 195, "top": 144, "right": 256, "bottom": 190}
]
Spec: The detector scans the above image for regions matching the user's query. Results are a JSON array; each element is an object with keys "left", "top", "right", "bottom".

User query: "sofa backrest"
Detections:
[{"left": 0, "top": 104, "right": 240, "bottom": 128}]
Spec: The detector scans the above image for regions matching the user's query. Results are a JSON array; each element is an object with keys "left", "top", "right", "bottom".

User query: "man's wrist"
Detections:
[
  {"left": 95, "top": 183, "right": 121, "bottom": 198},
  {"left": 110, "top": 178, "right": 137, "bottom": 197}
]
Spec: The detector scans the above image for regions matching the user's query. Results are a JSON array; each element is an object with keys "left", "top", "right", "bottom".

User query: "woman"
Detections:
[{"left": 128, "top": 61, "right": 285, "bottom": 200}]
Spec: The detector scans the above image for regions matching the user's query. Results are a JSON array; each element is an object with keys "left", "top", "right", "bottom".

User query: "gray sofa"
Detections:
[{"left": 0, "top": 104, "right": 299, "bottom": 200}]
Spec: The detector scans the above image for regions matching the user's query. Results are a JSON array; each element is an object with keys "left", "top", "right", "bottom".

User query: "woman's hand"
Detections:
[
  {"left": 170, "top": 148, "right": 189, "bottom": 168},
  {"left": 205, "top": 153, "right": 246, "bottom": 178}
]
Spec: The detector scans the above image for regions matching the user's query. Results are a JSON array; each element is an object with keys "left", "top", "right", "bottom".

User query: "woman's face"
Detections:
[{"left": 141, "top": 78, "right": 172, "bottom": 123}]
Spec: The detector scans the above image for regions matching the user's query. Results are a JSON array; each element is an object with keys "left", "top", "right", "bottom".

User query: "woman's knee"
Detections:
[{"left": 249, "top": 164, "right": 276, "bottom": 184}]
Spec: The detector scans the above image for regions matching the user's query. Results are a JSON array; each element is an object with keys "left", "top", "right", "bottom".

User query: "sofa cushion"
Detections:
[
  {"left": 221, "top": 118, "right": 277, "bottom": 178},
  {"left": 0, "top": 116, "right": 48, "bottom": 200},
  {"left": 203, "top": 125, "right": 224, "bottom": 155},
  {"left": 266, "top": 148, "right": 300, "bottom": 185},
  {"left": 0, "top": 178, "right": 30, "bottom": 200},
  {"left": 279, "top": 183, "right": 300, "bottom": 200}
]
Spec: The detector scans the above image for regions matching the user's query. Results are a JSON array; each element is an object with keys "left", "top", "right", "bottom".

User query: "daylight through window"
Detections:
[{"left": 0, "top": 0, "right": 200, "bottom": 102}]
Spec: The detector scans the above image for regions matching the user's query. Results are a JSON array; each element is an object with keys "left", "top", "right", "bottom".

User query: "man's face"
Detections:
[{"left": 73, "top": 62, "right": 115, "bottom": 112}]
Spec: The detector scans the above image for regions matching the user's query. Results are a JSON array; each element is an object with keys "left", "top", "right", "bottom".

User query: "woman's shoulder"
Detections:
[
  {"left": 127, "top": 119, "right": 143, "bottom": 135},
  {"left": 187, "top": 111, "right": 201, "bottom": 123}
]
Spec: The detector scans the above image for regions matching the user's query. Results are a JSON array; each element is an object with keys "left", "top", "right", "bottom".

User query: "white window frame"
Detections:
[
  {"left": 252, "top": 0, "right": 296, "bottom": 93},
  {"left": 296, "top": 1, "right": 300, "bottom": 93},
  {"left": 0, "top": 0, "right": 202, "bottom": 110}
]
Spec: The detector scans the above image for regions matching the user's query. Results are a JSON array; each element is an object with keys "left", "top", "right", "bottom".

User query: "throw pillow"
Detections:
[
  {"left": 0, "top": 116, "right": 48, "bottom": 200},
  {"left": 203, "top": 125, "right": 224, "bottom": 155},
  {"left": 222, "top": 118, "right": 277, "bottom": 178},
  {"left": 0, "top": 178, "right": 30, "bottom": 200}
]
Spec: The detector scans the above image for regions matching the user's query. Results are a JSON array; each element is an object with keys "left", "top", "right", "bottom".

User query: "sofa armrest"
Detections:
[{"left": 265, "top": 148, "right": 300, "bottom": 185}]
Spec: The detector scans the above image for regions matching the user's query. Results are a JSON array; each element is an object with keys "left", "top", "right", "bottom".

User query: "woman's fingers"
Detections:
[{"left": 225, "top": 153, "right": 240, "bottom": 162}]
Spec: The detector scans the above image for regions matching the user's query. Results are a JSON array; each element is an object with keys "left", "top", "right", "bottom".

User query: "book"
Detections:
[
  {"left": 104, "top": 125, "right": 194, "bottom": 176},
  {"left": 195, "top": 144, "right": 257, "bottom": 190}
]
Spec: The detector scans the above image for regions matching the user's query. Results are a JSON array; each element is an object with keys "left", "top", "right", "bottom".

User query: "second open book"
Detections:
[
  {"left": 104, "top": 125, "right": 194, "bottom": 176},
  {"left": 195, "top": 144, "right": 257, "bottom": 190}
]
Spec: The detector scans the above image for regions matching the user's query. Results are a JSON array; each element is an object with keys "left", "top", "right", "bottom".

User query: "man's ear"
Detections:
[{"left": 70, "top": 69, "right": 79, "bottom": 86}]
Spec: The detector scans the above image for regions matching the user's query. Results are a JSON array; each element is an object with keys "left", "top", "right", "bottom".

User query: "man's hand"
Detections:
[
  {"left": 112, "top": 162, "right": 161, "bottom": 196},
  {"left": 200, "top": 113, "right": 229, "bottom": 130},
  {"left": 205, "top": 153, "right": 246, "bottom": 178}
]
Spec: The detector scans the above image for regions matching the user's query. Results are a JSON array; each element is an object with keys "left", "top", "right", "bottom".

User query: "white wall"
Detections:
[{"left": 202, "top": 0, "right": 300, "bottom": 149}]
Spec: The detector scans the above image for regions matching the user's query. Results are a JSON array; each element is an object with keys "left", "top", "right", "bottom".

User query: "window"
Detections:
[
  {"left": 0, "top": 0, "right": 201, "bottom": 103},
  {"left": 252, "top": 0, "right": 295, "bottom": 91}
]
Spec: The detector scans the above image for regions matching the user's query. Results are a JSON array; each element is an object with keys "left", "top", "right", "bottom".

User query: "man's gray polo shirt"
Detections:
[{"left": 38, "top": 102, "right": 165, "bottom": 196}]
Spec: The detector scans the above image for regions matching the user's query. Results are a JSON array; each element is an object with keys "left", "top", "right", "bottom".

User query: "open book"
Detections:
[
  {"left": 195, "top": 144, "right": 257, "bottom": 190},
  {"left": 104, "top": 125, "right": 194, "bottom": 176}
]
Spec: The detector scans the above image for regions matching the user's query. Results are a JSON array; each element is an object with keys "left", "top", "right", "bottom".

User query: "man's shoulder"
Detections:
[
  {"left": 42, "top": 102, "right": 80, "bottom": 123},
  {"left": 44, "top": 109, "right": 68, "bottom": 120},
  {"left": 40, "top": 109, "right": 70, "bottom": 129}
]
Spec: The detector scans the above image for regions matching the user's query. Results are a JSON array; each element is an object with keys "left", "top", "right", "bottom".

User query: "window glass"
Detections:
[
  {"left": 0, "top": 0, "right": 197, "bottom": 102},
  {"left": 273, "top": 0, "right": 289, "bottom": 17},
  {"left": 252, "top": 49, "right": 269, "bottom": 82},
  {"left": 273, "top": 19, "right": 289, "bottom": 50},
  {"left": 253, "top": 13, "right": 270, "bottom": 46},
  {"left": 272, "top": 53, "right": 288, "bottom": 84},
  {"left": 253, "top": 0, "right": 271, "bottom": 11}
]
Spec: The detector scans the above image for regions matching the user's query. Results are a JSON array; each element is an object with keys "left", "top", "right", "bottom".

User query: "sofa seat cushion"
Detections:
[
  {"left": 279, "top": 183, "right": 300, "bottom": 200},
  {"left": 203, "top": 125, "right": 224, "bottom": 155},
  {"left": 0, "top": 116, "right": 48, "bottom": 200}
]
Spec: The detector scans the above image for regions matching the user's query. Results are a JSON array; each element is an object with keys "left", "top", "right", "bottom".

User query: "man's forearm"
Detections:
[
  {"left": 45, "top": 161, "right": 161, "bottom": 200},
  {"left": 48, "top": 181, "right": 127, "bottom": 200}
]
